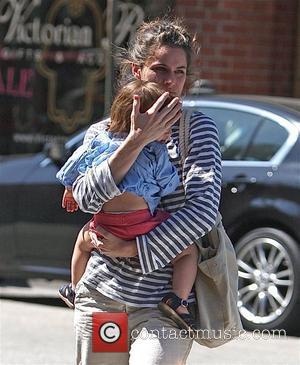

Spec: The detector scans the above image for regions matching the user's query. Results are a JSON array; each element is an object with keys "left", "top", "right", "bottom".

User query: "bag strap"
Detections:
[
  {"left": 179, "top": 109, "right": 192, "bottom": 164},
  {"left": 179, "top": 109, "right": 219, "bottom": 244}
]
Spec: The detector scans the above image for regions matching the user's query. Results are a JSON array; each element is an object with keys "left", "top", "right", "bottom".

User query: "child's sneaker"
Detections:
[
  {"left": 58, "top": 283, "right": 75, "bottom": 309},
  {"left": 158, "top": 292, "right": 197, "bottom": 333}
]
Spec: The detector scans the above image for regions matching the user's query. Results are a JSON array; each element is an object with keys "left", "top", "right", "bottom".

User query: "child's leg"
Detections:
[
  {"left": 171, "top": 243, "right": 198, "bottom": 314},
  {"left": 59, "top": 222, "right": 94, "bottom": 308},
  {"left": 71, "top": 222, "right": 94, "bottom": 289}
]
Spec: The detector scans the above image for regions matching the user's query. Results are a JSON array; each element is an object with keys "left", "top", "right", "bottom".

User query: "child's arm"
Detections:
[{"left": 62, "top": 187, "right": 79, "bottom": 213}]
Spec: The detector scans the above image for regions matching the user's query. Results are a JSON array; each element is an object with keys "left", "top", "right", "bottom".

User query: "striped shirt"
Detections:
[{"left": 72, "top": 112, "right": 222, "bottom": 307}]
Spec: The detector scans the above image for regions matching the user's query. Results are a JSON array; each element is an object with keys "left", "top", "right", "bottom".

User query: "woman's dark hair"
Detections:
[
  {"left": 108, "top": 80, "right": 169, "bottom": 133},
  {"left": 117, "top": 17, "right": 199, "bottom": 87}
]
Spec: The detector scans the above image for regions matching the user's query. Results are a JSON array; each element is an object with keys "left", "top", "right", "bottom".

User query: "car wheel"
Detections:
[{"left": 235, "top": 227, "right": 300, "bottom": 332}]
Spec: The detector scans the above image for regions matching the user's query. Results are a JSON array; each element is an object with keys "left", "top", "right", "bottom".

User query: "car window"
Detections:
[
  {"left": 245, "top": 118, "right": 289, "bottom": 161},
  {"left": 65, "top": 129, "right": 86, "bottom": 150},
  {"left": 195, "top": 107, "right": 262, "bottom": 160}
]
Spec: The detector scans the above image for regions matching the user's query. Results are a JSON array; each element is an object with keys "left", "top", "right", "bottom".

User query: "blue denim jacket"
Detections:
[{"left": 56, "top": 130, "right": 179, "bottom": 214}]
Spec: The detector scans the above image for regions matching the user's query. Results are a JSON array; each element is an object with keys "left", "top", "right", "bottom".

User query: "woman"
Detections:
[
  {"left": 57, "top": 80, "right": 199, "bottom": 331},
  {"left": 72, "top": 18, "right": 222, "bottom": 365}
]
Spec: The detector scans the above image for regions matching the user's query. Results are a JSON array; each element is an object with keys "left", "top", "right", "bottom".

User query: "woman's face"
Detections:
[{"left": 134, "top": 46, "right": 188, "bottom": 97}]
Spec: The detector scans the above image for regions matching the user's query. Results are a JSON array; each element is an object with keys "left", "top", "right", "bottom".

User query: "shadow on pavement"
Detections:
[
  {"left": 1, "top": 279, "right": 300, "bottom": 338},
  {"left": 0, "top": 295, "right": 68, "bottom": 307},
  {"left": 1, "top": 295, "right": 300, "bottom": 338},
  {"left": 0, "top": 278, "right": 30, "bottom": 287}
]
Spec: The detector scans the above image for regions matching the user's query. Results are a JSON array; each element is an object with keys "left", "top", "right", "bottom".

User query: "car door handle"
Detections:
[
  {"left": 224, "top": 174, "right": 257, "bottom": 193},
  {"left": 232, "top": 174, "right": 257, "bottom": 184}
]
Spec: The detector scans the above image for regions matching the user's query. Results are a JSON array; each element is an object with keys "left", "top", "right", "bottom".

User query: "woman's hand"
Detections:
[
  {"left": 107, "top": 92, "right": 181, "bottom": 186},
  {"left": 89, "top": 227, "right": 138, "bottom": 258},
  {"left": 129, "top": 93, "right": 182, "bottom": 145}
]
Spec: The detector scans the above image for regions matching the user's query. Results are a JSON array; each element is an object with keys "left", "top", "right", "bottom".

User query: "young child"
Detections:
[{"left": 57, "top": 80, "right": 198, "bottom": 331}]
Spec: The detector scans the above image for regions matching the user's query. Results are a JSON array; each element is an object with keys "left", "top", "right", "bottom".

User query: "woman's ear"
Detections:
[{"left": 132, "top": 64, "right": 142, "bottom": 79}]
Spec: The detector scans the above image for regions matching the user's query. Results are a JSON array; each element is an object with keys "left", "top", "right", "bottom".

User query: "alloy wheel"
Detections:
[{"left": 237, "top": 236, "right": 294, "bottom": 324}]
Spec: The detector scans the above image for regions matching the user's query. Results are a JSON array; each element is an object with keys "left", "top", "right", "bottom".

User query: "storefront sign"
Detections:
[
  {"left": 0, "top": 0, "right": 145, "bottom": 154},
  {"left": 0, "top": 0, "right": 93, "bottom": 47}
]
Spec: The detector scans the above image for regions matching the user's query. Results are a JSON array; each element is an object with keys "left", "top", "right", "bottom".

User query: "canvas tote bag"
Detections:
[{"left": 179, "top": 110, "right": 243, "bottom": 347}]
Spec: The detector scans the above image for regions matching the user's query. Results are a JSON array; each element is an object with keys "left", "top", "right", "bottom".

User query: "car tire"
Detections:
[{"left": 235, "top": 227, "right": 300, "bottom": 332}]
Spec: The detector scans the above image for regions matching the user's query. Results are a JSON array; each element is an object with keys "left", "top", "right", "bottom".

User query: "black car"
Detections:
[{"left": 0, "top": 95, "right": 300, "bottom": 332}]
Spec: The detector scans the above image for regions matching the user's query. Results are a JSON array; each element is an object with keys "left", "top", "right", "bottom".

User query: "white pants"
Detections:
[{"left": 74, "top": 281, "right": 194, "bottom": 365}]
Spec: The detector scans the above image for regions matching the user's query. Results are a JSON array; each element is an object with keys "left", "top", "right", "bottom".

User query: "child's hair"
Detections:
[{"left": 108, "top": 80, "right": 170, "bottom": 134}]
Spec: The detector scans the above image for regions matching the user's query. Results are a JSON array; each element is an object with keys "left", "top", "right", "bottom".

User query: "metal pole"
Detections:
[
  {"left": 294, "top": 0, "right": 300, "bottom": 97},
  {"left": 104, "top": 0, "right": 117, "bottom": 115}
]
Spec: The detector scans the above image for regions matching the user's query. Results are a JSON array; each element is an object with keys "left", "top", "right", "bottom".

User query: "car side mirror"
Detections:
[{"left": 44, "top": 140, "right": 68, "bottom": 166}]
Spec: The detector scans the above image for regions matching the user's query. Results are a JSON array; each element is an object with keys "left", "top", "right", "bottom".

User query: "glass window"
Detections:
[
  {"left": 245, "top": 118, "right": 289, "bottom": 161},
  {"left": 0, "top": 1, "right": 171, "bottom": 156},
  {"left": 196, "top": 107, "right": 262, "bottom": 160}
]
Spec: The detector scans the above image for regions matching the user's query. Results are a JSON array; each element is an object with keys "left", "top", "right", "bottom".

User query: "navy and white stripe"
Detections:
[{"left": 72, "top": 112, "right": 222, "bottom": 307}]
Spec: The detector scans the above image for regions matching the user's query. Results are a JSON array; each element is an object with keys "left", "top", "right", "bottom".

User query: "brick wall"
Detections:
[{"left": 175, "top": 0, "right": 299, "bottom": 96}]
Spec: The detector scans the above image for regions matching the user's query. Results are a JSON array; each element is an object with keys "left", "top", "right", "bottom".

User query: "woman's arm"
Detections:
[
  {"left": 72, "top": 136, "right": 145, "bottom": 213},
  {"left": 91, "top": 113, "right": 222, "bottom": 263},
  {"left": 136, "top": 113, "right": 222, "bottom": 274},
  {"left": 72, "top": 94, "right": 182, "bottom": 213}
]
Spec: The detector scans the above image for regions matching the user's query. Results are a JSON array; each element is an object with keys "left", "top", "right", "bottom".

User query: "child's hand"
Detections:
[{"left": 62, "top": 188, "right": 78, "bottom": 213}]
